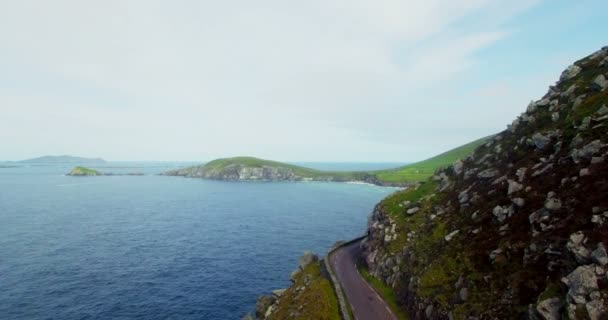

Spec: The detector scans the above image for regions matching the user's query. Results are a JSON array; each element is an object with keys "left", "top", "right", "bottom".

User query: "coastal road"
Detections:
[{"left": 329, "top": 239, "right": 398, "bottom": 320}]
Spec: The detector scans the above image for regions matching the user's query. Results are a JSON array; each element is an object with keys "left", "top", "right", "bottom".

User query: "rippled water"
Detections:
[{"left": 0, "top": 163, "right": 395, "bottom": 319}]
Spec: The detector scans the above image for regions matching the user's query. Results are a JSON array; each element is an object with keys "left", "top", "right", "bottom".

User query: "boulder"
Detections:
[
  {"left": 298, "top": 251, "right": 318, "bottom": 270},
  {"left": 544, "top": 198, "right": 562, "bottom": 211},
  {"left": 255, "top": 295, "right": 275, "bottom": 319},
  {"left": 532, "top": 133, "right": 551, "bottom": 150},
  {"left": 516, "top": 167, "right": 527, "bottom": 182},
  {"left": 591, "top": 243, "right": 608, "bottom": 266},
  {"left": 493, "top": 206, "right": 508, "bottom": 223},
  {"left": 536, "top": 297, "right": 562, "bottom": 320},
  {"left": 444, "top": 230, "right": 460, "bottom": 242},
  {"left": 407, "top": 207, "right": 420, "bottom": 215},
  {"left": 512, "top": 197, "right": 525, "bottom": 208},
  {"left": 596, "top": 104, "right": 608, "bottom": 116},
  {"left": 566, "top": 231, "right": 591, "bottom": 264},
  {"left": 452, "top": 160, "right": 464, "bottom": 175},
  {"left": 560, "top": 64, "right": 582, "bottom": 81},
  {"left": 271, "top": 289, "right": 287, "bottom": 298},
  {"left": 477, "top": 168, "right": 499, "bottom": 179},
  {"left": 586, "top": 298, "right": 607, "bottom": 320},
  {"left": 593, "top": 74, "right": 608, "bottom": 91},
  {"left": 508, "top": 180, "right": 523, "bottom": 195},
  {"left": 458, "top": 190, "right": 469, "bottom": 204},
  {"left": 562, "top": 265, "right": 599, "bottom": 304}
]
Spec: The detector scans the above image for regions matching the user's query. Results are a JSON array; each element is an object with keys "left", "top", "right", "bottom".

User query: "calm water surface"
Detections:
[{"left": 0, "top": 162, "right": 395, "bottom": 319}]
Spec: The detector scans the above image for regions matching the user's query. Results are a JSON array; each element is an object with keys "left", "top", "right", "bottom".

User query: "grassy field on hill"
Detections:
[{"left": 373, "top": 136, "right": 491, "bottom": 183}]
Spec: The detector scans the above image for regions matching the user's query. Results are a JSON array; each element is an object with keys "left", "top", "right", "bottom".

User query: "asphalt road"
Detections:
[{"left": 329, "top": 239, "right": 398, "bottom": 320}]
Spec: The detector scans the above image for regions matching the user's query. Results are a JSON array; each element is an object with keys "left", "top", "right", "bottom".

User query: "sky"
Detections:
[{"left": 0, "top": 0, "right": 606, "bottom": 162}]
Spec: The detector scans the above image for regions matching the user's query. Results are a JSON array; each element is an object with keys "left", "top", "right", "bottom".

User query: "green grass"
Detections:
[
  {"left": 374, "top": 136, "right": 491, "bottom": 182},
  {"left": 358, "top": 266, "right": 408, "bottom": 320},
  {"left": 269, "top": 262, "right": 341, "bottom": 320}
]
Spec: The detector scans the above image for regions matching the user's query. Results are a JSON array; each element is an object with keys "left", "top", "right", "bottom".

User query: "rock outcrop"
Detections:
[{"left": 362, "top": 47, "right": 608, "bottom": 319}]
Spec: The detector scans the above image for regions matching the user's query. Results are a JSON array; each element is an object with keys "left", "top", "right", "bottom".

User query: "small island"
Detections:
[
  {"left": 20, "top": 155, "right": 107, "bottom": 165},
  {"left": 67, "top": 166, "right": 102, "bottom": 176},
  {"left": 66, "top": 166, "right": 144, "bottom": 177}
]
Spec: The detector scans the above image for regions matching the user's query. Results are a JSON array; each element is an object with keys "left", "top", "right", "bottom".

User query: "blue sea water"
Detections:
[{"left": 0, "top": 162, "right": 396, "bottom": 319}]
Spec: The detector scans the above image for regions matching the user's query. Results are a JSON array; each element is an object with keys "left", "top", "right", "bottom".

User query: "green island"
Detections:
[
  {"left": 163, "top": 137, "right": 488, "bottom": 186},
  {"left": 67, "top": 166, "right": 102, "bottom": 176},
  {"left": 66, "top": 166, "right": 144, "bottom": 177}
]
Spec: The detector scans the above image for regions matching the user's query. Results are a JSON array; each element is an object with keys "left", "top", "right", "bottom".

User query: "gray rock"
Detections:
[
  {"left": 562, "top": 265, "right": 599, "bottom": 303},
  {"left": 596, "top": 104, "right": 608, "bottom": 116},
  {"left": 532, "top": 133, "right": 551, "bottom": 150},
  {"left": 508, "top": 180, "right": 523, "bottom": 195},
  {"left": 591, "top": 156, "right": 604, "bottom": 164},
  {"left": 580, "top": 168, "right": 590, "bottom": 177},
  {"left": 573, "top": 95, "right": 586, "bottom": 109},
  {"left": 444, "top": 230, "right": 460, "bottom": 242},
  {"left": 594, "top": 74, "right": 608, "bottom": 90},
  {"left": 536, "top": 297, "right": 562, "bottom": 320},
  {"left": 493, "top": 205, "right": 510, "bottom": 223},
  {"left": 458, "top": 190, "right": 469, "bottom": 204},
  {"left": 459, "top": 287, "right": 469, "bottom": 302},
  {"left": 452, "top": 160, "right": 464, "bottom": 175},
  {"left": 489, "top": 248, "right": 503, "bottom": 261},
  {"left": 298, "top": 251, "right": 318, "bottom": 270},
  {"left": 272, "top": 289, "right": 287, "bottom": 298},
  {"left": 562, "top": 84, "right": 577, "bottom": 98},
  {"left": 570, "top": 133, "right": 584, "bottom": 148},
  {"left": 551, "top": 112, "right": 559, "bottom": 122},
  {"left": 512, "top": 198, "right": 525, "bottom": 208},
  {"left": 567, "top": 231, "right": 591, "bottom": 264},
  {"left": 256, "top": 295, "right": 276, "bottom": 319},
  {"left": 407, "top": 207, "right": 420, "bottom": 215},
  {"left": 591, "top": 243, "right": 608, "bottom": 266},
  {"left": 290, "top": 267, "right": 302, "bottom": 281},
  {"left": 527, "top": 101, "right": 538, "bottom": 113},
  {"left": 516, "top": 167, "right": 527, "bottom": 182},
  {"left": 425, "top": 304, "right": 434, "bottom": 318},
  {"left": 537, "top": 98, "right": 550, "bottom": 107},
  {"left": 477, "top": 168, "right": 499, "bottom": 179},
  {"left": 560, "top": 64, "right": 582, "bottom": 81},
  {"left": 580, "top": 116, "right": 591, "bottom": 130},
  {"left": 544, "top": 198, "right": 562, "bottom": 211},
  {"left": 464, "top": 168, "right": 479, "bottom": 180},
  {"left": 586, "top": 298, "right": 607, "bottom": 320}
]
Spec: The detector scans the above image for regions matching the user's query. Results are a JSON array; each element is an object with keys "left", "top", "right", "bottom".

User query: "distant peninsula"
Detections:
[
  {"left": 161, "top": 138, "right": 488, "bottom": 186},
  {"left": 67, "top": 166, "right": 144, "bottom": 177},
  {"left": 20, "top": 155, "right": 107, "bottom": 165},
  {"left": 162, "top": 156, "right": 385, "bottom": 184}
]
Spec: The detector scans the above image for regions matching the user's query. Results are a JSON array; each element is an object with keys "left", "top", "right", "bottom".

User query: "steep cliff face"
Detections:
[{"left": 363, "top": 47, "right": 608, "bottom": 319}]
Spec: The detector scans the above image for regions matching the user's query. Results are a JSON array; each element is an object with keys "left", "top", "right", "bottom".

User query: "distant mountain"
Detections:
[{"left": 19, "top": 155, "right": 107, "bottom": 164}]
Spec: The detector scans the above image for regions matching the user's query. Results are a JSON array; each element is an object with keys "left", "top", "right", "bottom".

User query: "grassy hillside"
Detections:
[{"left": 374, "top": 136, "right": 491, "bottom": 182}]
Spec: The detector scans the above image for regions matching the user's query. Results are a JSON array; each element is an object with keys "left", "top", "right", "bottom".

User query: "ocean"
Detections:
[{"left": 0, "top": 162, "right": 396, "bottom": 319}]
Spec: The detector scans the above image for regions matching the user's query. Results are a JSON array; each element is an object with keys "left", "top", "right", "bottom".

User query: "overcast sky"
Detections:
[{"left": 1, "top": 1, "right": 606, "bottom": 162}]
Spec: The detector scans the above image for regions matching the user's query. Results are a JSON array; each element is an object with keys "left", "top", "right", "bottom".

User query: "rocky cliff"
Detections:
[{"left": 362, "top": 47, "right": 608, "bottom": 319}]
